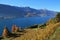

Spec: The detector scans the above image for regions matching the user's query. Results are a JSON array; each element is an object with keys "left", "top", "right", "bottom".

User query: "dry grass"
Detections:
[
  {"left": 48, "top": 27, "right": 60, "bottom": 40},
  {"left": 1, "top": 22, "right": 60, "bottom": 40},
  {"left": 13, "top": 22, "right": 60, "bottom": 40}
]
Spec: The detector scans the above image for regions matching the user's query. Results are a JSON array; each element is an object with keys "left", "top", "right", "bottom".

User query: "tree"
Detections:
[
  {"left": 12, "top": 25, "right": 16, "bottom": 32},
  {"left": 2, "top": 26, "right": 9, "bottom": 37},
  {"left": 12, "top": 25, "right": 19, "bottom": 32},
  {"left": 56, "top": 12, "right": 60, "bottom": 22}
]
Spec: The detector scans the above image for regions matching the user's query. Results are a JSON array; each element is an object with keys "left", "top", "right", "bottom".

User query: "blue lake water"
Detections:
[{"left": 0, "top": 16, "right": 53, "bottom": 36}]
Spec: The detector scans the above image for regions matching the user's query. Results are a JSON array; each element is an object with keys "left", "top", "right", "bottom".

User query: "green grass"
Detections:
[
  {"left": 48, "top": 27, "right": 60, "bottom": 40},
  {"left": 1, "top": 37, "right": 13, "bottom": 40},
  {"left": 1, "top": 38, "right": 9, "bottom": 40}
]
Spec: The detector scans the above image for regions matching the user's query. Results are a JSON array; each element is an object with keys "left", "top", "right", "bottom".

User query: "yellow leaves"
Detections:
[
  {"left": 12, "top": 25, "right": 19, "bottom": 32},
  {"left": 2, "top": 27, "right": 9, "bottom": 37}
]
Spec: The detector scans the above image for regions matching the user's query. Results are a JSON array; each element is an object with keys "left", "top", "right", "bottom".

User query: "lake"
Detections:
[{"left": 0, "top": 16, "right": 53, "bottom": 36}]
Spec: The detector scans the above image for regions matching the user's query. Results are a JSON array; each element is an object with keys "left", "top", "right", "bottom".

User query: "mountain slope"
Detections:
[{"left": 0, "top": 4, "right": 57, "bottom": 18}]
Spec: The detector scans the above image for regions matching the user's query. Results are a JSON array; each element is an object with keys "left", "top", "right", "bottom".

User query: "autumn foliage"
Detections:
[
  {"left": 2, "top": 13, "right": 60, "bottom": 40},
  {"left": 2, "top": 27, "right": 9, "bottom": 37},
  {"left": 14, "top": 22, "right": 60, "bottom": 40},
  {"left": 12, "top": 25, "right": 19, "bottom": 32}
]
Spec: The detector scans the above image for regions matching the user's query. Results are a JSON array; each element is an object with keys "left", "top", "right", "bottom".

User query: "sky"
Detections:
[{"left": 0, "top": 0, "right": 60, "bottom": 12}]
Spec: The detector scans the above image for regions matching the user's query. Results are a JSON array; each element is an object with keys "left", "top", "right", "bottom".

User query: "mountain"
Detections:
[{"left": 0, "top": 4, "right": 57, "bottom": 19}]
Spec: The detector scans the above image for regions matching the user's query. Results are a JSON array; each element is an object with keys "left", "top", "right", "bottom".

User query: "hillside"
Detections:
[
  {"left": 1, "top": 12, "right": 60, "bottom": 40},
  {"left": 48, "top": 27, "right": 60, "bottom": 40},
  {"left": 1, "top": 22, "right": 60, "bottom": 40},
  {"left": 0, "top": 4, "right": 57, "bottom": 18}
]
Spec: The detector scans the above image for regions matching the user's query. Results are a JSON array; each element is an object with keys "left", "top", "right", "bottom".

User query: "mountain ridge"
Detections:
[{"left": 0, "top": 4, "right": 57, "bottom": 18}]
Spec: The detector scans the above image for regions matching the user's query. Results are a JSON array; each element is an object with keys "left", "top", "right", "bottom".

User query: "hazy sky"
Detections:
[{"left": 0, "top": 0, "right": 60, "bottom": 11}]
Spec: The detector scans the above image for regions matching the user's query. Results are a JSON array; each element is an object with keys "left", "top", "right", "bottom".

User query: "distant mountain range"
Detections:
[{"left": 0, "top": 4, "right": 57, "bottom": 19}]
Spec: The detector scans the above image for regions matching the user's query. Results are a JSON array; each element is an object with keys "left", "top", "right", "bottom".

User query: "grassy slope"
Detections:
[
  {"left": 13, "top": 23, "right": 60, "bottom": 40},
  {"left": 48, "top": 27, "right": 60, "bottom": 40},
  {"left": 1, "top": 23, "right": 60, "bottom": 40}
]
